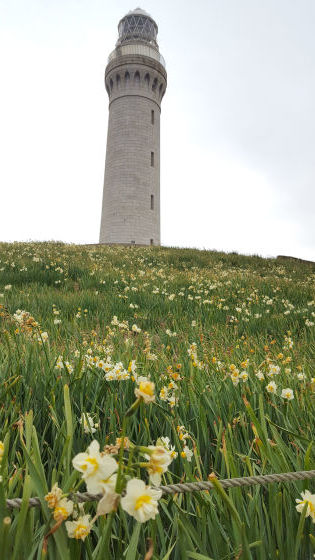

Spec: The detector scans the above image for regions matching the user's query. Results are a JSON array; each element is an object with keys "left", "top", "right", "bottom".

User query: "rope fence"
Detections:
[{"left": 5, "top": 469, "right": 315, "bottom": 510}]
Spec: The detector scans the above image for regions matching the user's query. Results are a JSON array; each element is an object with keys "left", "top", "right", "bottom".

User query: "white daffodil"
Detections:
[
  {"left": 230, "top": 370, "right": 240, "bottom": 386},
  {"left": 38, "top": 331, "right": 49, "bottom": 343},
  {"left": 158, "top": 436, "right": 178, "bottom": 459},
  {"left": 65, "top": 514, "right": 92, "bottom": 540},
  {"left": 159, "top": 386, "right": 169, "bottom": 401},
  {"left": 168, "top": 395, "right": 176, "bottom": 407},
  {"left": 45, "top": 483, "right": 73, "bottom": 521},
  {"left": 144, "top": 445, "right": 173, "bottom": 486},
  {"left": 53, "top": 498, "right": 74, "bottom": 521},
  {"left": 128, "top": 360, "right": 137, "bottom": 377},
  {"left": 267, "top": 364, "right": 280, "bottom": 377},
  {"left": 181, "top": 446, "right": 193, "bottom": 462},
  {"left": 239, "top": 371, "right": 248, "bottom": 382},
  {"left": 45, "top": 483, "right": 63, "bottom": 509},
  {"left": 266, "top": 381, "right": 277, "bottom": 394},
  {"left": 281, "top": 388, "right": 294, "bottom": 400},
  {"left": 296, "top": 490, "right": 315, "bottom": 522},
  {"left": 72, "top": 440, "right": 118, "bottom": 493},
  {"left": 79, "top": 413, "right": 97, "bottom": 434},
  {"left": 121, "top": 479, "right": 162, "bottom": 523}
]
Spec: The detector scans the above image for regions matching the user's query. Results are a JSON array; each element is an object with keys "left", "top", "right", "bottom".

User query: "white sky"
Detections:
[{"left": 0, "top": 0, "right": 314, "bottom": 260}]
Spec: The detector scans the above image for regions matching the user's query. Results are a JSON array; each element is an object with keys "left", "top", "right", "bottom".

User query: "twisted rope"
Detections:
[{"left": 5, "top": 469, "right": 315, "bottom": 510}]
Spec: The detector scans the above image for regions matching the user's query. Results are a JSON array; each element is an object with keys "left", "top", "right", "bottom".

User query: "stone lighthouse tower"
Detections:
[{"left": 99, "top": 8, "right": 167, "bottom": 246}]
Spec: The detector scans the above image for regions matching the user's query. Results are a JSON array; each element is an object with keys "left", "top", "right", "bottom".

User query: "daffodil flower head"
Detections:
[
  {"left": 134, "top": 378, "right": 155, "bottom": 404},
  {"left": 121, "top": 478, "right": 162, "bottom": 523},
  {"left": 72, "top": 440, "right": 118, "bottom": 493},
  {"left": 296, "top": 490, "right": 315, "bottom": 522},
  {"left": 266, "top": 381, "right": 277, "bottom": 394},
  {"left": 45, "top": 483, "right": 63, "bottom": 510},
  {"left": 144, "top": 445, "right": 173, "bottom": 485},
  {"left": 79, "top": 413, "right": 97, "bottom": 434},
  {"left": 157, "top": 436, "right": 178, "bottom": 459},
  {"left": 181, "top": 445, "right": 193, "bottom": 462},
  {"left": 65, "top": 514, "right": 92, "bottom": 540},
  {"left": 53, "top": 498, "right": 73, "bottom": 521},
  {"left": 281, "top": 388, "right": 294, "bottom": 400}
]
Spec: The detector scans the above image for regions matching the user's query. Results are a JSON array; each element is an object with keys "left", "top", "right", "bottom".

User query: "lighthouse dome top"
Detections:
[
  {"left": 127, "top": 7, "right": 152, "bottom": 17},
  {"left": 117, "top": 8, "right": 158, "bottom": 47}
]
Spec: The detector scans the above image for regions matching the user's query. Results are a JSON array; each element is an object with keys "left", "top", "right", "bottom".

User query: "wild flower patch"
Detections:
[{"left": 0, "top": 242, "right": 314, "bottom": 558}]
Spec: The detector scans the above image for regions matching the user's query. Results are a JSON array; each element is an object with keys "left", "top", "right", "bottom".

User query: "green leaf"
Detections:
[
  {"left": 20, "top": 440, "right": 70, "bottom": 560},
  {"left": 161, "top": 541, "right": 177, "bottom": 560},
  {"left": 309, "top": 533, "right": 315, "bottom": 551},
  {"left": 93, "top": 513, "right": 114, "bottom": 560},
  {"left": 187, "top": 553, "right": 215, "bottom": 560},
  {"left": 294, "top": 502, "right": 308, "bottom": 559},
  {"left": 125, "top": 522, "right": 141, "bottom": 560},
  {"left": 31, "top": 427, "right": 48, "bottom": 494},
  {"left": 266, "top": 416, "right": 312, "bottom": 443},
  {"left": 12, "top": 474, "right": 32, "bottom": 560},
  {"left": 304, "top": 441, "right": 313, "bottom": 472},
  {"left": 64, "top": 384, "right": 74, "bottom": 476}
]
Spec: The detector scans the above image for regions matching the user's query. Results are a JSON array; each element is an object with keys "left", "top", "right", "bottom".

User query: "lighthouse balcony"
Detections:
[{"left": 108, "top": 44, "right": 166, "bottom": 68}]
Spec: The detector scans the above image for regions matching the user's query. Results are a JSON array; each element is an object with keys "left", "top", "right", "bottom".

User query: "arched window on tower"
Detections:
[
  {"left": 152, "top": 77, "right": 158, "bottom": 91},
  {"left": 124, "top": 71, "right": 130, "bottom": 85},
  {"left": 116, "top": 74, "right": 121, "bottom": 88},
  {"left": 144, "top": 73, "right": 150, "bottom": 87},
  {"left": 134, "top": 71, "right": 140, "bottom": 84}
]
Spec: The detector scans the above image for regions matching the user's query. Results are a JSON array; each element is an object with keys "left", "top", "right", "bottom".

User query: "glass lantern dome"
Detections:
[{"left": 116, "top": 8, "right": 158, "bottom": 47}]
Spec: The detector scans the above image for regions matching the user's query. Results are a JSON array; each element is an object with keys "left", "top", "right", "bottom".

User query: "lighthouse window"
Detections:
[
  {"left": 150, "top": 239, "right": 154, "bottom": 246},
  {"left": 151, "top": 152, "right": 154, "bottom": 167},
  {"left": 151, "top": 110, "right": 154, "bottom": 124},
  {"left": 151, "top": 195, "right": 154, "bottom": 210}
]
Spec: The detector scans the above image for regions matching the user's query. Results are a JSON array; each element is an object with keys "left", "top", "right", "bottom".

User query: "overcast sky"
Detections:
[{"left": 0, "top": 0, "right": 314, "bottom": 260}]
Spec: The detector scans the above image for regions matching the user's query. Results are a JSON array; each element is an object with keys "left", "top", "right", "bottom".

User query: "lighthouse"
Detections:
[{"left": 99, "top": 8, "right": 167, "bottom": 246}]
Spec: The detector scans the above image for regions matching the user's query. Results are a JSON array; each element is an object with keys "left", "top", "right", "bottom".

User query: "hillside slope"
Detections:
[{"left": 0, "top": 242, "right": 314, "bottom": 559}]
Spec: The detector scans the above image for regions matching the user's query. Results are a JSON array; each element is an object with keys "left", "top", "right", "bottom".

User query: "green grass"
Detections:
[{"left": 0, "top": 241, "right": 314, "bottom": 559}]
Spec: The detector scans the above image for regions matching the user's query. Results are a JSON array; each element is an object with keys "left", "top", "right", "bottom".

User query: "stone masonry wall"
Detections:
[{"left": 99, "top": 55, "right": 167, "bottom": 245}]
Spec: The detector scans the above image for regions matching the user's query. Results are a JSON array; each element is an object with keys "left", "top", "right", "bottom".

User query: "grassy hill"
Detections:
[{"left": 0, "top": 242, "right": 314, "bottom": 559}]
